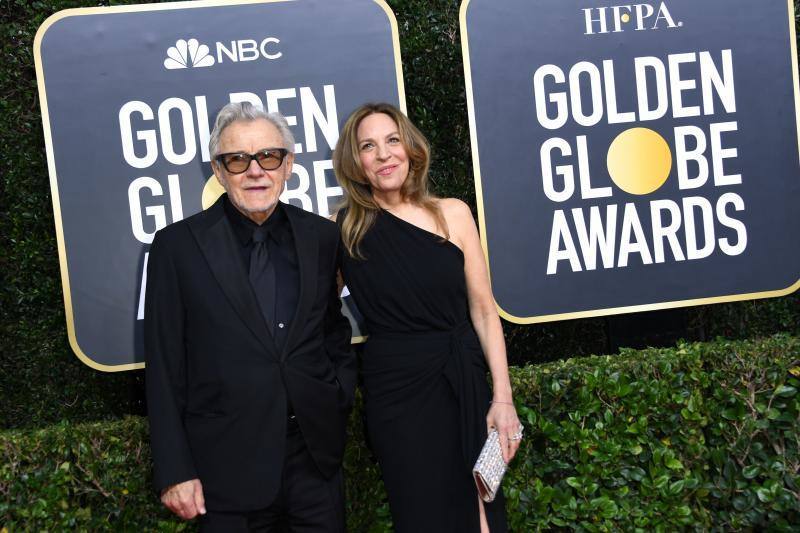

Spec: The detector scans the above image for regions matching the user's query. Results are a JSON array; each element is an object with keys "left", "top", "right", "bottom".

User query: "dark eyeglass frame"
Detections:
[{"left": 215, "top": 148, "right": 289, "bottom": 173}]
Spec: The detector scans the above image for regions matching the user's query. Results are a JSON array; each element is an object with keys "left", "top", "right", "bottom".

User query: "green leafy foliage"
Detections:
[
  {"left": 505, "top": 334, "right": 800, "bottom": 531},
  {"left": 0, "top": 417, "right": 188, "bottom": 531},
  {"left": 3, "top": 335, "right": 799, "bottom": 530}
]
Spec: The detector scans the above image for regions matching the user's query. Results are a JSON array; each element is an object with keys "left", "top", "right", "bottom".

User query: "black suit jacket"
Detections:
[{"left": 144, "top": 196, "right": 356, "bottom": 511}]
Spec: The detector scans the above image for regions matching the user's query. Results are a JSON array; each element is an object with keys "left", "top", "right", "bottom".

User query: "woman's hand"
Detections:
[{"left": 486, "top": 401, "right": 523, "bottom": 463}]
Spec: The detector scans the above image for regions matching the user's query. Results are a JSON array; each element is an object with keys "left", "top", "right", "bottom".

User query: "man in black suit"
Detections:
[{"left": 145, "top": 102, "right": 356, "bottom": 532}]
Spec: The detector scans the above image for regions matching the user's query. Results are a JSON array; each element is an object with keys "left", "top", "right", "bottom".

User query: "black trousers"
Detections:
[{"left": 200, "top": 418, "right": 345, "bottom": 533}]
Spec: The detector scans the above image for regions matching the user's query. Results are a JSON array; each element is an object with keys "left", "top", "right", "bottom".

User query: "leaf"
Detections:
[
  {"left": 625, "top": 467, "right": 646, "bottom": 481},
  {"left": 590, "top": 496, "right": 619, "bottom": 518},
  {"left": 653, "top": 474, "right": 670, "bottom": 490},
  {"left": 742, "top": 465, "right": 760, "bottom": 479},
  {"left": 669, "top": 480, "right": 686, "bottom": 494},
  {"left": 774, "top": 385, "right": 797, "bottom": 398},
  {"left": 569, "top": 497, "right": 578, "bottom": 511},
  {"left": 756, "top": 487, "right": 773, "bottom": 503},
  {"left": 721, "top": 408, "right": 741, "bottom": 421},
  {"left": 732, "top": 495, "right": 750, "bottom": 511},
  {"left": 665, "top": 458, "right": 684, "bottom": 470}
]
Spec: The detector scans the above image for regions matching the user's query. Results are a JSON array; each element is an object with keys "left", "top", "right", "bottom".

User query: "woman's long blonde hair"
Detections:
[{"left": 333, "top": 103, "right": 447, "bottom": 259}]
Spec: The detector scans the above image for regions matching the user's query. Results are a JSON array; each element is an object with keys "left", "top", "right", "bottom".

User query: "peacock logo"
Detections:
[{"left": 163, "top": 39, "right": 215, "bottom": 70}]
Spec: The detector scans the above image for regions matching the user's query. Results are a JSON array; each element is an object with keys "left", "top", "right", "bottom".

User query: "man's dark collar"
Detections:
[{"left": 223, "top": 194, "right": 288, "bottom": 246}]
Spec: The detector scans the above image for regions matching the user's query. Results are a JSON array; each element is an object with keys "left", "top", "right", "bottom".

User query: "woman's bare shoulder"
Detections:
[{"left": 437, "top": 197, "right": 473, "bottom": 222}]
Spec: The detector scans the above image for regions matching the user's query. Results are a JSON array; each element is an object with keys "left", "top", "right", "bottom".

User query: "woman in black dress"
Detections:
[{"left": 333, "top": 103, "right": 521, "bottom": 532}]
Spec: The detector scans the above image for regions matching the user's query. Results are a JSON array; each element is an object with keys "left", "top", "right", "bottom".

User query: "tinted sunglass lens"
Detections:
[
  {"left": 255, "top": 150, "right": 282, "bottom": 170},
  {"left": 219, "top": 150, "right": 284, "bottom": 173},
  {"left": 224, "top": 154, "right": 250, "bottom": 173}
]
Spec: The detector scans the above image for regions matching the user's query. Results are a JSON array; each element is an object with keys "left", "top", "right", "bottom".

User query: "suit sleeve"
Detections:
[
  {"left": 144, "top": 230, "right": 197, "bottom": 491},
  {"left": 325, "top": 231, "right": 357, "bottom": 410}
]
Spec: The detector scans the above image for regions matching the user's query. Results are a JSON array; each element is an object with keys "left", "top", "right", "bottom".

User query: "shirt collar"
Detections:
[{"left": 223, "top": 194, "right": 288, "bottom": 246}]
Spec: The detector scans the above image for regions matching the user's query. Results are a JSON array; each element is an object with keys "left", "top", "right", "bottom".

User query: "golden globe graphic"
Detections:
[
  {"left": 606, "top": 128, "right": 672, "bottom": 196},
  {"left": 202, "top": 175, "right": 225, "bottom": 210},
  {"left": 461, "top": 0, "right": 800, "bottom": 322}
]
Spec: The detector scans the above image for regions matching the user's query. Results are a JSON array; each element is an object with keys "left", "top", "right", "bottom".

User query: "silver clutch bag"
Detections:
[{"left": 472, "top": 429, "right": 507, "bottom": 502}]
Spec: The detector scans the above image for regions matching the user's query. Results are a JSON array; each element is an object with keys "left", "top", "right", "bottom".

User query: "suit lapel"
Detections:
[
  {"left": 189, "top": 198, "right": 278, "bottom": 359},
  {"left": 282, "top": 204, "right": 318, "bottom": 360}
]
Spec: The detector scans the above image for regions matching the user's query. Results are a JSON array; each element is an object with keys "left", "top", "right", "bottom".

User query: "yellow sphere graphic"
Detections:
[
  {"left": 621, "top": 13, "right": 631, "bottom": 23},
  {"left": 606, "top": 127, "right": 672, "bottom": 195},
  {"left": 202, "top": 175, "right": 226, "bottom": 209}
]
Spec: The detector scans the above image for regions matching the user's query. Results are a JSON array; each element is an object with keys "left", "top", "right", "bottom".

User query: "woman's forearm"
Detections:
[{"left": 470, "top": 306, "right": 514, "bottom": 403}]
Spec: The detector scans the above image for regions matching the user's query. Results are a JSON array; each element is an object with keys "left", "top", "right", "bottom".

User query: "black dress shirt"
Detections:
[{"left": 223, "top": 196, "right": 299, "bottom": 351}]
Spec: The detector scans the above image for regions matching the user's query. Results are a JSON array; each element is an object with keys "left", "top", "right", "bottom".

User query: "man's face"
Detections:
[{"left": 212, "top": 118, "right": 294, "bottom": 224}]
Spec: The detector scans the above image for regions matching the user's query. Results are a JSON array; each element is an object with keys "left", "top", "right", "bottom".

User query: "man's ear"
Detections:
[{"left": 284, "top": 152, "right": 295, "bottom": 175}]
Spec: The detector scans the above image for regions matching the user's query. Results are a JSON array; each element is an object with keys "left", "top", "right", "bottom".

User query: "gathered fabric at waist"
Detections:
[
  {"left": 365, "top": 321, "right": 477, "bottom": 357},
  {"left": 362, "top": 321, "right": 490, "bottom": 468}
]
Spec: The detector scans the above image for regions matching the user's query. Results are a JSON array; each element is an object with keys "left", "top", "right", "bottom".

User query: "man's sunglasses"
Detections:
[{"left": 215, "top": 148, "right": 289, "bottom": 174}]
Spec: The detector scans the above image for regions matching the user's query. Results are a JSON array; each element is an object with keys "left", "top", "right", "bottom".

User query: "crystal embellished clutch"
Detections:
[{"left": 472, "top": 429, "right": 507, "bottom": 502}]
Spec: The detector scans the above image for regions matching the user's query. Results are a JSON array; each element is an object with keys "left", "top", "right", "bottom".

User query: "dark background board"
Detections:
[
  {"left": 36, "top": 0, "right": 402, "bottom": 369},
  {"left": 463, "top": 0, "right": 800, "bottom": 322}
]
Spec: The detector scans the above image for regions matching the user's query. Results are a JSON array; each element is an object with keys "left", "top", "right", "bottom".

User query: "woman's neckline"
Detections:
[{"left": 380, "top": 208, "right": 465, "bottom": 257}]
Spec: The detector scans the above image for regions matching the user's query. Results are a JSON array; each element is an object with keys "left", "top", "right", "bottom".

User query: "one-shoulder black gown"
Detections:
[{"left": 340, "top": 210, "right": 507, "bottom": 532}]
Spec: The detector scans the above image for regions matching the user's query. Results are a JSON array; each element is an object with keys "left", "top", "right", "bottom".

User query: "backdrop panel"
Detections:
[
  {"left": 461, "top": 0, "right": 800, "bottom": 323},
  {"left": 35, "top": 0, "right": 403, "bottom": 370}
]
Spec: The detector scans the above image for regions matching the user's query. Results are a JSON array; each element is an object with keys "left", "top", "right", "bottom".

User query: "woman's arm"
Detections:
[{"left": 442, "top": 198, "right": 522, "bottom": 463}]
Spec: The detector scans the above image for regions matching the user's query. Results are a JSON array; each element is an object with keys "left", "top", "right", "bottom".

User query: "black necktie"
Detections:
[{"left": 249, "top": 226, "right": 276, "bottom": 335}]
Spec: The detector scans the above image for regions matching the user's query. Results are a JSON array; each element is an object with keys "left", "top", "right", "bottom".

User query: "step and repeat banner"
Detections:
[
  {"left": 35, "top": 0, "right": 402, "bottom": 370},
  {"left": 461, "top": 0, "right": 800, "bottom": 323}
]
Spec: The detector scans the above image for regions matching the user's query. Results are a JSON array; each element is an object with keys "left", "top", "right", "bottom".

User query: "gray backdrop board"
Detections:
[
  {"left": 36, "top": 0, "right": 403, "bottom": 370},
  {"left": 461, "top": 0, "right": 800, "bottom": 323}
]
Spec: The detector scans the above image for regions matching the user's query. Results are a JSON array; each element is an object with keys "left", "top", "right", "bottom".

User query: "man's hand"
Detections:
[{"left": 160, "top": 478, "right": 206, "bottom": 520}]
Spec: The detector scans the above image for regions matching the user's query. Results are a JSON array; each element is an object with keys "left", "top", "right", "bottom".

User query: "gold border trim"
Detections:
[
  {"left": 460, "top": 0, "right": 800, "bottom": 325},
  {"left": 373, "top": 0, "right": 407, "bottom": 113},
  {"left": 498, "top": 280, "right": 800, "bottom": 324},
  {"left": 790, "top": 0, "right": 800, "bottom": 163},
  {"left": 460, "top": 1, "right": 492, "bottom": 281},
  {"left": 34, "top": 0, "right": 400, "bottom": 371}
]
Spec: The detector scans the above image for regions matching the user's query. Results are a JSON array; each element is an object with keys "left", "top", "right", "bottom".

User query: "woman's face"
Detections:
[{"left": 356, "top": 113, "right": 409, "bottom": 195}]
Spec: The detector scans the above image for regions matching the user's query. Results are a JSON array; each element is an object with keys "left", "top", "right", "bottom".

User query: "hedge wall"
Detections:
[
  {"left": 2, "top": 0, "right": 799, "bottom": 430},
  {"left": 2, "top": 335, "right": 799, "bottom": 530}
]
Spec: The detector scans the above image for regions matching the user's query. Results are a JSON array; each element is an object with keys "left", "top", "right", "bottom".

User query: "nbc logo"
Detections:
[{"left": 164, "top": 39, "right": 215, "bottom": 70}]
